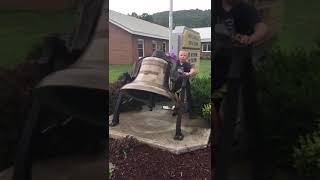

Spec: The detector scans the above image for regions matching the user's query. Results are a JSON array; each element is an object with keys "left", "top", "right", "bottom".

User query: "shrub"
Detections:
[
  {"left": 293, "top": 126, "right": 320, "bottom": 180},
  {"left": 26, "top": 41, "right": 44, "bottom": 61},
  {"left": 109, "top": 167, "right": 113, "bottom": 179},
  {"left": 191, "top": 76, "right": 211, "bottom": 116},
  {"left": 202, "top": 103, "right": 211, "bottom": 124},
  {"left": 255, "top": 45, "right": 320, "bottom": 165}
]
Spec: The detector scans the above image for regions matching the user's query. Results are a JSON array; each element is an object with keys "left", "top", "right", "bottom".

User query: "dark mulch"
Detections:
[{"left": 109, "top": 137, "right": 211, "bottom": 180}]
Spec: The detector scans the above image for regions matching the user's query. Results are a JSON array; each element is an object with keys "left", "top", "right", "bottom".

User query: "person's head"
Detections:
[
  {"left": 178, "top": 50, "right": 188, "bottom": 63},
  {"left": 223, "top": 0, "right": 241, "bottom": 6},
  {"left": 151, "top": 50, "right": 167, "bottom": 59}
]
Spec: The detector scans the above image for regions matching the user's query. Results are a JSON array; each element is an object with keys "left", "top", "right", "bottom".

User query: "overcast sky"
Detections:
[{"left": 109, "top": 0, "right": 211, "bottom": 15}]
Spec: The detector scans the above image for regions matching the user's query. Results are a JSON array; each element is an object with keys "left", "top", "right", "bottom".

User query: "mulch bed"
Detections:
[{"left": 109, "top": 137, "right": 211, "bottom": 180}]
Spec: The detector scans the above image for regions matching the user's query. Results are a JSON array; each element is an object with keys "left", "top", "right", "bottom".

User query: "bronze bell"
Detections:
[
  {"left": 12, "top": 1, "right": 107, "bottom": 180},
  {"left": 110, "top": 51, "right": 187, "bottom": 141},
  {"left": 34, "top": 37, "right": 107, "bottom": 123},
  {"left": 33, "top": 0, "right": 107, "bottom": 123},
  {"left": 121, "top": 57, "right": 174, "bottom": 103}
]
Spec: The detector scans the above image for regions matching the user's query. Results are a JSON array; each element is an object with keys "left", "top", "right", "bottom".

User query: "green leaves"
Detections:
[
  {"left": 293, "top": 129, "right": 320, "bottom": 179},
  {"left": 151, "top": 9, "right": 211, "bottom": 28},
  {"left": 191, "top": 76, "right": 211, "bottom": 116},
  {"left": 256, "top": 45, "right": 320, "bottom": 166},
  {"left": 108, "top": 166, "right": 113, "bottom": 179},
  {"left": 202, "top": 103, "right": 211, "bottom": 123}
]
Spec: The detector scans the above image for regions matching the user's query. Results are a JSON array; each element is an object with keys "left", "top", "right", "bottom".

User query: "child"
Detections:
[
  {"left": 172, "top": 50, "right": 197, "bottom": 117},
  {"left": 177, "top": 50, "right": 196, "bottom": 76}
]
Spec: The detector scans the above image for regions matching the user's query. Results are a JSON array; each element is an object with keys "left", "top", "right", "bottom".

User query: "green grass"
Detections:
[
  {"left": 0, "top": 10, "right": 74, "bottom": 69},
  {"left": 109, "top": 59, "right": 211, "bottom": 82},
  {"left": 198, "top": 59, "right": 211, "bottom": 78},
  {"left": 275, "top": 0, "right": 320, "bottom": 51},
  {"left": 109, "top": 64, "right": 132, "bottom": 82}
]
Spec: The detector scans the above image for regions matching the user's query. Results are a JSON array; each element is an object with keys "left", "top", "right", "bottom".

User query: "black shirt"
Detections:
[
  {"left": 214, "top": 2, "right": 262, "bottom": 85},
  {"left": 219, "top": 2, "right": 262, "bottom": 36},
  {"left": 178, "top": 62, "right": 192, "bottom": 73}
]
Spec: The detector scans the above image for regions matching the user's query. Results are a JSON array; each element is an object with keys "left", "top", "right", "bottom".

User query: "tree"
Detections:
[
  {"left": 139, "top": 13, "right": 153, "bottom": 23},
  {"left": 151, "top": 9, "right": 211, "bottom": 28},
  {"left": 130, "top": 12, "right": 138, "bottom": 18}
]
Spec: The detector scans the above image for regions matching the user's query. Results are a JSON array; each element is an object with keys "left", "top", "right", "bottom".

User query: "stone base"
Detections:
[{"left": 109, "top": 106, "right": 211, "bottom": 154}]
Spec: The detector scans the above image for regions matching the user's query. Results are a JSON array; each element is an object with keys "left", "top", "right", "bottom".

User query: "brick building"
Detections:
[
  {"left": 192, "top": 27, "right": 211, "bottom": 59},
  {"left": 109, "top": 10, "right": 169, "bottom": 64}
]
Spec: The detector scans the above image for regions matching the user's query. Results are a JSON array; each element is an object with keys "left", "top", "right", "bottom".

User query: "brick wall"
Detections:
[
  {"left": 133, "top": 35, "right": 169, "bottom": 58},
  {"left": 109, "top": 22, "right": 169, "bottom": 64},
  {"left": 109, "top": 22, "right": 134, "bottom": 64}
]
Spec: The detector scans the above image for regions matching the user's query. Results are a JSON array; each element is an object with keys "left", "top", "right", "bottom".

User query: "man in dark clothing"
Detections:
[
  {"left": 213, "top": 0, "right": 268, "bottom": 179},
  {"left": 220, "top": 0, "right": 267, "bottom": 44},
  {"left": 213, "top": 0, "right": 267, "bottom": 92}
]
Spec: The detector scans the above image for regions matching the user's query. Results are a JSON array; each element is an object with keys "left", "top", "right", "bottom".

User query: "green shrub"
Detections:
[
  {"left": 293, "top": 126, "right": 320, "bottom": 180},
  {"left": 202, "top": 103, "right": 211, "bottom": 123},
  {"left": 109, "top": 167, "right": 113, "bottom": 179},
  {"left": 26, "top": 41, "right": 44, "bottom": 60},
  {"left": 191, "top": 76, "right": 211, "bottom": 116},
  {"left": 256, "top": 45, "right": 320, "bottom": 165}
]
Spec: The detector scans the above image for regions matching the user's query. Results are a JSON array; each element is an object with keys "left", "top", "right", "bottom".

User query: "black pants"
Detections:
[{"left": 213, "top": 56, "right": 261, "bottom": 179}]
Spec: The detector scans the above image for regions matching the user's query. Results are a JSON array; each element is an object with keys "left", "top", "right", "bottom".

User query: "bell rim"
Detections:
[
  {"left": 36, "top": 68, "right": 108, "bottom": 91},
  {"left": 121, "top": 83, "right": 174, "bottom": 100}
]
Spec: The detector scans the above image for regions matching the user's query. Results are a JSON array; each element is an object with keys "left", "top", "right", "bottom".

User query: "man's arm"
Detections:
[
  {"left": 235, "top": 22, "right": 268, "bottom": 45},
  {"left": 233, "top": 2, "right": 268, "bottom": 45},
  {"left": 250, "top": 22, "right": 268, "bottom": 44}
]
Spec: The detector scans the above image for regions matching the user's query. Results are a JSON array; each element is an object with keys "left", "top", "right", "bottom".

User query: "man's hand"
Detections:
[
  {"left": 233, "top": 34, "right": 253, "bottom": 45},
  {"left": 184, "top": 72, "right": 190, "bottom": 76},
  {"left": 233, "top": 22, "right": 268, "bottom": 46}
]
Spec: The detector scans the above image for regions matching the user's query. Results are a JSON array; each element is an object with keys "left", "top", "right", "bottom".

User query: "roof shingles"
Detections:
[{"left": 109, "top": 10, "right": 169, "bottom": 40}]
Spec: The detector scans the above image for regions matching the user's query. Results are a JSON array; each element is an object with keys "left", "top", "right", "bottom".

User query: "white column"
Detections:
[{"left": 169, "top": 0, "right": 173, "bottom": 53}]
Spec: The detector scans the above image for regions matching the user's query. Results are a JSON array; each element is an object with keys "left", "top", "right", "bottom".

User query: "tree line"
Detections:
[{"left": 128, "top": 9, "right": 211, "bottom": 28}]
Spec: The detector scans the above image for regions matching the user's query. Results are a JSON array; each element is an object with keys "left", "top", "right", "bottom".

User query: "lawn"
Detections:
[
  {"left": 0, "top": 10, "right": 74, "bottom": 69},
  {"left": 109, "top": 59, "right": 211, "bottom": 82}
]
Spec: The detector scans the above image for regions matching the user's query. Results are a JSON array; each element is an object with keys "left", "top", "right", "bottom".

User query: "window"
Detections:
[
  {"left": 202, "top": 43, "right": 211, "bottom": 52},
  {"left": 152, "top": 40, "right": 157, "bottom": 52},
  {"left": 137, "top": 39, "right": 144, "bottom": 58},
  {"left": 162, "top": 42, "right": 166, "bottom": 52}
]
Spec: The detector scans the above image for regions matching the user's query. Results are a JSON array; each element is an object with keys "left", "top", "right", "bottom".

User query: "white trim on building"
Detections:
[{"left": 137, "top": 39, "right": 144, "bottom": 58}]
